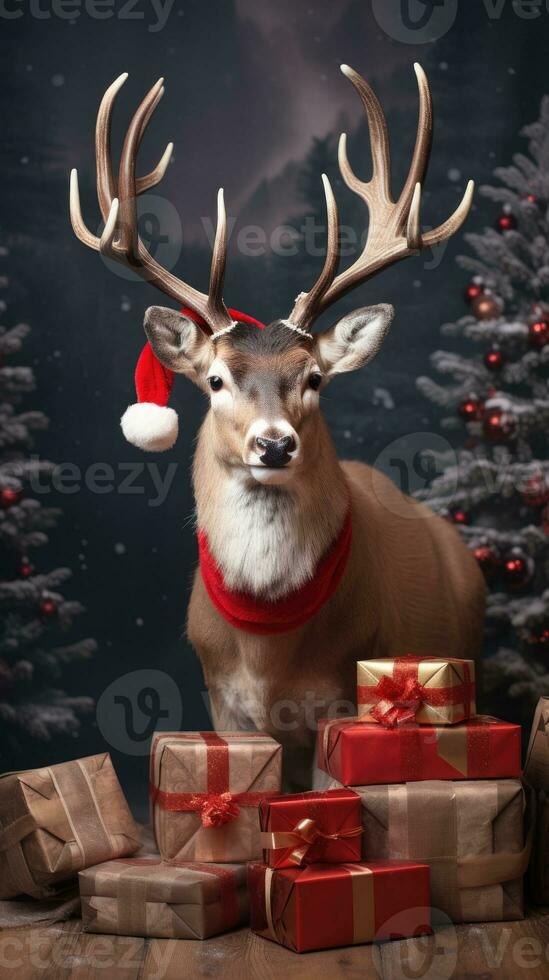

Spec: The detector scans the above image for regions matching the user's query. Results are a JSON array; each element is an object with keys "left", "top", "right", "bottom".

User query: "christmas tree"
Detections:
[
  {"left": 0, "top": 258, "right": 95, "bottom": 763},
  {"left": 416, "top": 98, "right": 549, "bottom": 725}
]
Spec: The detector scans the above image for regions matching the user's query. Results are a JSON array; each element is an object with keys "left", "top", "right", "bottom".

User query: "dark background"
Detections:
[{"left": 2, "top": 0, "right": 547, "bottom": 812}]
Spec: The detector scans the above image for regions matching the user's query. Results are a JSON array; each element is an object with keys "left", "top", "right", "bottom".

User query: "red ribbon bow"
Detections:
[
  {"left": 189, "top": 791, "right": 240, "bottom": 828},
  {"left": 370, "top": 675, "right": 427, "bottom": 727}
]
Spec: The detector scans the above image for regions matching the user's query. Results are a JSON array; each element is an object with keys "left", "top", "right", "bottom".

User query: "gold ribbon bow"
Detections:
[{"left": 260, "top": 816, "right": 363, "bottom": 866}]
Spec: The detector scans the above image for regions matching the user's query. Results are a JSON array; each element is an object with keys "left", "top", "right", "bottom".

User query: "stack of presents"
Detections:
[{"left": 0, "top": 655, "right": 545, "bottom": 953}]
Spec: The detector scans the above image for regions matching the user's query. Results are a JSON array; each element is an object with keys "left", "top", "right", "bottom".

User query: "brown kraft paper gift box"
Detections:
[
  {"left": 150, "top": 731, "right": 282, "bottom": 862},
  {"left": 524, "top": 696, "right": 549, "bottom": 903},
  {"left": 0, "top": 754, "right": 140, "bottom": 899},
  {"left": 80, "top": 856, "right": 249, "bottom": 939},
  {"left": 326, "top": 777, "right": 528, "bottom": 923}
]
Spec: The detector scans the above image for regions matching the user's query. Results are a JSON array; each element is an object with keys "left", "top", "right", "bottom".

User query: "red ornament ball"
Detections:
[
  {"left": 464, "top": 283, "right": 484, "bottom": 304},
  {"left": 528, "top": 625, "right": 549, "bottom": 649},
  {"left": 496, "top": 212, "right": 517, "bottom": 232},
  {"left": 484, "top": 349, "right": 505, "bottom": 371},
  {"left": 525, "top": 193, "right": 539, "bottom": 205},
  {"left": 529, "top": 320, "right": 549, "bottom": 350},
  {"left": 450, "top": 508, "right": 470, "bottom": 526},
  {"left": 472, "top": 294, "right": 501, "bottom": 321},
  {"left": 501, "top": 552, "right": 533, "bottom": 590},
  {"left": 483, "top": 407, "right": 516, "bottom": 443},
  {"left": 0, "top": 487, "right": 23, "bottom": 509},
  {"left": 18, "top": 557, "right": 34, "bottom": 578},
  {"left": 473, "top": 545, "right": 500, "bottom": 580},
  {"left": 39, "top": 597, "right": 58, "bottom": 620},
  {"left": 520, "top": 475, "right": 549, "bottom": 508},
  {"left": 458, "top": 397, "right": 484, "bottom": 422}
]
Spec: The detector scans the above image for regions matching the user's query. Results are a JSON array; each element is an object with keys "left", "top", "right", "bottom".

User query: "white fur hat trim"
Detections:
[{"left": 120, "top": 402, "right": 178, "bottom": 452}]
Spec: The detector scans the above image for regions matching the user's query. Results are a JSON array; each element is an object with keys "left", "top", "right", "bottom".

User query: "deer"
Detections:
[{"left": 70, "top": 65, "right": 485, "bottom": 788}]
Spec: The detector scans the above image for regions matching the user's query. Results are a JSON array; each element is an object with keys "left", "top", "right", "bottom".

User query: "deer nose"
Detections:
[{"left": 256, "top": 435, "right": 296, "bottom": 468}]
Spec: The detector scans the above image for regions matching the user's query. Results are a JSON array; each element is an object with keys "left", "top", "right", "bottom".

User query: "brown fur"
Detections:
[
  {"left": 144, "top": 310, "right": 485, "bottom": 789},
  {"left": 188, "top": 391, "right": 485, "bottom": 789}
]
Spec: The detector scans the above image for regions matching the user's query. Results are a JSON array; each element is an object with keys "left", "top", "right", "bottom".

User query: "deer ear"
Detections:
[
  {"left": 144, "top": 306, "right": 212, "bottom": 382},
  {"left": 314, "top": 304, "right": 394, "bottom": 377}
]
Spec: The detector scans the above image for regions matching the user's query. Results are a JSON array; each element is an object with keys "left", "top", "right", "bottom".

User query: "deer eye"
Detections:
[
  {"left": 208, "top": 376, "right": 223, "bottom": 392},
  {"left": 308, "top": 373, "right": 323, "bottom": 391}
]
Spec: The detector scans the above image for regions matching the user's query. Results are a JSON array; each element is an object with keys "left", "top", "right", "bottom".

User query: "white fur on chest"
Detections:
[
  {"left": 217, "top": 661, "right": 269, "bottom": 729},
  {"left": 205, "top": 476, "right": 323, "bottom": 599}
]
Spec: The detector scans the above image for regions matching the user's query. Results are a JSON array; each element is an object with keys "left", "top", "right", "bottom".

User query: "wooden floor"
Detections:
[{"left": 2, "top": 911, "right": 549, "bottom": 979}]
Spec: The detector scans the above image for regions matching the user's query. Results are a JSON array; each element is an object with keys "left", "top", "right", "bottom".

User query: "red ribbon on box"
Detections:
[
  {"left": 150, "top": 732, "right": 276, "bottom": 827},
  {"left": 357, "top": 655, "right": 475, "bottom": 727}
]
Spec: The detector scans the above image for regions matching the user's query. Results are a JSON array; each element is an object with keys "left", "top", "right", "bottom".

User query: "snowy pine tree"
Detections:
[
  {"left": 0, "top": 257, "right": 95, "bottom": 762},
  {"left": 416, "top": 99, "right": 549, "bottom": 724}
]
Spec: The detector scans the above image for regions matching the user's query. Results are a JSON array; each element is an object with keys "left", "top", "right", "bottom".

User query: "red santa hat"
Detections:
[{"left": 120, "top": 308, "right": 265, "bottom": 452}]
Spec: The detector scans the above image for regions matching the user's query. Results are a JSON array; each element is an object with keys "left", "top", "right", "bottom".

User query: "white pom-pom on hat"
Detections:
[
  {"left": 121, "top": 402, "right": 178, "bottom": 453},
  {"left": 120, "top": 341, "right": 177, "bottom": 452}
]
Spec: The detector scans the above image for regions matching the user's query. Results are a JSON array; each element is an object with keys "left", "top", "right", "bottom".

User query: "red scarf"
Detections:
[{"left": 197, "top": 509, "right": 352, "bottom": 635}]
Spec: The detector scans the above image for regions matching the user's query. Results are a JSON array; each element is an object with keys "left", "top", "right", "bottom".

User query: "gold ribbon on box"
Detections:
[
  {"left": 457, "top": 783, "right": 535, "bottom": 890},
  {"left": 260, "top": 817, "right": 363, "bottom": 867},
  {"left": 365, "top": 779, "right": 534, "bottom": 922}
]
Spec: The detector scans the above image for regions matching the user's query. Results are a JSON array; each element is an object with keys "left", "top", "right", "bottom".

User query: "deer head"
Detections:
[{"left": 70, "top": 66, "right": 473, "bottom": 482}]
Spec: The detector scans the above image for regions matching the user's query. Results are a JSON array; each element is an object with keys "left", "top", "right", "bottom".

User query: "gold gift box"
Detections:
[
  {"left": 357, "top": 656, "right": 476, "bottom": 726},
  {"left": 0, "top": 754, "right": 140, "bottom": 899}
]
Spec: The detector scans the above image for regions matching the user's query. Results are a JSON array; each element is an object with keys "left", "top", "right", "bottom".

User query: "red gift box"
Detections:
[
  {"left": 259, "top": 789, "right": 362, "bottom": 868},
  {"left": 318, "top": 715, "right": 521, "bottom": 785},
  {"left": 248, "top": 860, "right": 431, "bottom": 952}
]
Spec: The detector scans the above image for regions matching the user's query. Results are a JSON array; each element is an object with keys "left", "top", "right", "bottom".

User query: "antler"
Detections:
[
  {"left": 69, "top": 73, "right": 233, "bottom": 335},
  {"left": 289, "top": 64, "right": 475, "bottom": 332}
]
